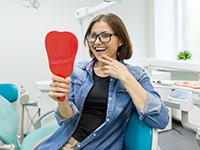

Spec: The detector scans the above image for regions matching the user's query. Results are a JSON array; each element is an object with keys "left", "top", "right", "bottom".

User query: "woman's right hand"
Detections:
[
  {"left": 49, "top": 75, "right": 73, "bottom": 119},
  {"left": 49, "top": 75, "right": 71, "bottom": 102}
]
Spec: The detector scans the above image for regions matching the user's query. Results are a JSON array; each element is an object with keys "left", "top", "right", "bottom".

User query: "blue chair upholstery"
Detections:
[
  {"left": 0, "top": 83, "right": 18, "bottom": 102},
  {"left": 0, "top": 95, "right": 21, "bottom": 150},
  {"left": 0, "top": 84, "right": 59, "bottom": 150},
  {"left": 0, "top": 83, "right": 157, "bottom": 149},
  {"left": 21, "top": 123, "right": 59, "bottom": 150},
  {"left": 123, "top": 110, "right": 157, "bottom": 150}
]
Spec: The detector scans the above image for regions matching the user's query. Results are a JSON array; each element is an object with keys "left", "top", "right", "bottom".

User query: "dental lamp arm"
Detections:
[{"left": 75, "top": 0, "right": 122, "bottom": 20}]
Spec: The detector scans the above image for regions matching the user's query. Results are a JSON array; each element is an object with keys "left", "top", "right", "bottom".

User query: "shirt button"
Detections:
[
  {"left": 77, "top": 145, "right": 80, "bottom": 148},
  {"left": 93, "top": 133, "right": 96, "bottom": 136},
  {"left": 110, "top": 78, "right": 113, "bottom": 82},
  {"left": 107, "top": 118, "right": 110, "bottom": 122},
  {"left": 109, "top": 97, "right": 112, "bottom": 100},
  {"left": 118, "top": 103, "right": 122, "bottom": 107}
]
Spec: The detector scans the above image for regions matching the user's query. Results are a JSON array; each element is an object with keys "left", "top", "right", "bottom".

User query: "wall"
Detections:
[{"left": 0, "top": 0, "right": 150, "bottom": 133}]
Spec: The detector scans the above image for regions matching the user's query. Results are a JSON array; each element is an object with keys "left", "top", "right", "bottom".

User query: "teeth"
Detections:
[{"left": 95, "top": 47, "right": 106, "bottom": 51}]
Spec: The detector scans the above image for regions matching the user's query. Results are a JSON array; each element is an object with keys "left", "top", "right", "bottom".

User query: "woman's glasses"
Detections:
[{"left": 87, "top": 33, "right": 117, "bottom": 43}]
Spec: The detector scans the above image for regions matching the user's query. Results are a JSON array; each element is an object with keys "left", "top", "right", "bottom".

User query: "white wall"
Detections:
[
  {"left": 0, "top": 0, "right": 150, "bottom": 101},
  {"left": 0, "top": 0, "right": 151, "bottom": 132}
]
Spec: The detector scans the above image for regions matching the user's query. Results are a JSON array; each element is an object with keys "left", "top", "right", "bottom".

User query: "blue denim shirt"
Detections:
[{"left": 38, "top": 58, "right": 169, "bottom": 150}]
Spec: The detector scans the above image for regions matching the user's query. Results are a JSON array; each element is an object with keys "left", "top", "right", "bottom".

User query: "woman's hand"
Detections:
[
  {"left": 99, "top": 54, "right": 146, "bottom": 110},
  {"left": 49, "top": 75, "right": 71, "bottom": 102},
  {"left": 98, "top": 54, "right": 129, "bottom": 81},
  {"left": 49, "top": 75, "right": 73, "bottom": 119}
]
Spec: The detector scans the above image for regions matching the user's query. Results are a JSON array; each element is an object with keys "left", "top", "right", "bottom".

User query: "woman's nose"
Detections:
[{"left": 94, "top": 36, "right": 102, "bottom": 43}]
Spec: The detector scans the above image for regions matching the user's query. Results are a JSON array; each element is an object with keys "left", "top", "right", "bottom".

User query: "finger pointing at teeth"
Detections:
[{"left": 99, "top": 54, "right": 129, "bottom": 80}]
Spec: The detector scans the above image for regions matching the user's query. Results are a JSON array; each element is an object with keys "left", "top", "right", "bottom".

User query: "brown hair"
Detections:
[{"left": 84, "top": 13, "right": 133, "bottom": 60}]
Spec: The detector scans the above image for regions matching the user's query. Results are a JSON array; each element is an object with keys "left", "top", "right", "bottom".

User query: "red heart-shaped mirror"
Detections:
[{"left": 45, "top": 31, "right": 78, "bottom": 101}]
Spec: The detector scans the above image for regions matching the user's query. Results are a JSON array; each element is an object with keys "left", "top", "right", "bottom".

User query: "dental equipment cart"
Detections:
[{"left": 153, "top": 81, "right": 200, "bottom": 147}]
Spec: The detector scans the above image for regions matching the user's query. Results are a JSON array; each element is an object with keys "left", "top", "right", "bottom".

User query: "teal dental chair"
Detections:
[
  {"left": 0, "top": 83, "right": 59, "bottom": 150},
  {"left": 123, "top": 109, "right": 158, "bottom": 150},
  {"left": 0, "top": 83, "right": 157, "bottom": 150}
]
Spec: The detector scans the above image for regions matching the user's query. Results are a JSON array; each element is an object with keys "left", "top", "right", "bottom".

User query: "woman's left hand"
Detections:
[
  {"left": 98, "top": 54, "right": 129, "bottom": 80},
  {"left": 99, "top": 54, "right": 146, "bottom": 110}
]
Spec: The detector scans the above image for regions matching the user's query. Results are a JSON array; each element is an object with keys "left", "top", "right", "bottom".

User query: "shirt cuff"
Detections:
[
  {"left": 55, "top": 101, "right": 80, "bottom": 126},
  {"left": 136, "top": 92, "right": 162, "bottom": 120}
]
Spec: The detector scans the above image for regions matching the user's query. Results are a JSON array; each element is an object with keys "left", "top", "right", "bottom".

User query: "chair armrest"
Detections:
[{"left": 21, "top": 124, "right": 59, "bottom": 150}]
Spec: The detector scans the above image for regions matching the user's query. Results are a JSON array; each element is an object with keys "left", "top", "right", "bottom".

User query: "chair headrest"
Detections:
[{"left": 0, "top": 84, "right": 18, "bottom": 102}]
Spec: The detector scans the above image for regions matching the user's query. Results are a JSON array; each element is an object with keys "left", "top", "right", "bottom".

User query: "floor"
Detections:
[{"left": 158, "top": 120, "right": 200, "bottom": 150}]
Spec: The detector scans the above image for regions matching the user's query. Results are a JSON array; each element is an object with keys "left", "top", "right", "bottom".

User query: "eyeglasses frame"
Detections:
[{"left": 87, "top": 33, "right": 117, "bottom": 43}]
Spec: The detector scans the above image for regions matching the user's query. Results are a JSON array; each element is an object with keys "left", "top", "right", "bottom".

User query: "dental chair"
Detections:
[
  {"left": 123, "top": 109, "right": 158, "bottom": 150},
  {"left": 0, "top": 83, "right": 157, "bottom": 149},
  {"left": 0, "top": 83, "right": 59, "bottom": 150}
]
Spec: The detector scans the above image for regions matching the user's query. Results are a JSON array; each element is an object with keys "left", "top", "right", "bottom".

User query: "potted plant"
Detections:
[{"left": 177, "top": 50, "right": 192, "bottom": 60}]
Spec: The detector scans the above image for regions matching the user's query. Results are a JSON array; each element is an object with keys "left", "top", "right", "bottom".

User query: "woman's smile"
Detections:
[{"left": 94, "top": 47, "right": 107, "bottom": 52}]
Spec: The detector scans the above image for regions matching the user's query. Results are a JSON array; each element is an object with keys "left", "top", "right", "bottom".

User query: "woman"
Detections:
[{"left": 38, "top": 13, "right": 169, "bottom": 150}]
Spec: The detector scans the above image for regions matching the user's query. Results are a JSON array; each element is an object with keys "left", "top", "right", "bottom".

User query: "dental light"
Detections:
[
  {"left": 75, "top": 0, "right": 122, "bottom": 20},
  {"left": 20, "top": 0, "right": 40, "bottom": 9}
]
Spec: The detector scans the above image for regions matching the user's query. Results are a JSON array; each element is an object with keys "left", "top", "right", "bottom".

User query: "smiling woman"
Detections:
[
  {"left": 38, "top": 13, "right": 169, "bottom": 150},
  {"left": 84, "top": 13, "right": 132, "bottom": 60}
]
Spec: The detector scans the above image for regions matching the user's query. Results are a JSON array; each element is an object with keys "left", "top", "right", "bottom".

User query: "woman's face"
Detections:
[{"left": 88, "top": 21, "right": 122, "bottom": 60}]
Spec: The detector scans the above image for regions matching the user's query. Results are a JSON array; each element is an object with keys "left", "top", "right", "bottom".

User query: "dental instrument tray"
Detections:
[
  {"left": 153, "top": 80, "right": 200, "bottom": 89},
  {"left": 175, "top": 81, "right": 200, "bottom": 89}
]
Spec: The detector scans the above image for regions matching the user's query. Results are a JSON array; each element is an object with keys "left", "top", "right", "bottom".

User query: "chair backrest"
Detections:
[
  {"left": 123, "top": 110, "right": 158, "bottom": 150},
  {"left": 0, "top": 83, "right": 18, "bottom": 102},
  {"left": 0, "top": 95, "right": 20, "bottom": 149}
]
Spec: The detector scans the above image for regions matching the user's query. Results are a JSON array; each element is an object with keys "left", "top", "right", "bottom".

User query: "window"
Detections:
[{"left": 180, "top": 0, "right": 200, "bottom": 61}]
